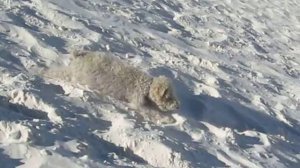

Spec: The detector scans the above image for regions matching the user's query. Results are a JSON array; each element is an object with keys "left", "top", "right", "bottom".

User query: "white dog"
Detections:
[{"left": 43, "top": 51, "right": 179, "bottom": 124}]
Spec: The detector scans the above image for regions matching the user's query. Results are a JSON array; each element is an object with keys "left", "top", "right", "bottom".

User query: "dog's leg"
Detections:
[
  {"left": 129, "top": 93, "right": 177, "bottom": 124},
  {"left": 151, "top": 111, "right": 176, "bottom": 125},
  {"left": 137, "top": 107, "right": 176, "bottom": 124}
]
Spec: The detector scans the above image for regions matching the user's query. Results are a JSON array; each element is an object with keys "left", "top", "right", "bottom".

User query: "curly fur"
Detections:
[{"left": 43, "top": 51, "right": 179, "bottom": 124}]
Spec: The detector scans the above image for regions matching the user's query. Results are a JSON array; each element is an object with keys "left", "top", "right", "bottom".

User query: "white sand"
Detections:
[{"left": 0, "top": 0, "right": 299, "bottom": 167}]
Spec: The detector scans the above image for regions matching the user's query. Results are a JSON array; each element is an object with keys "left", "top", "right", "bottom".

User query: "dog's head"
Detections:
[{"left": 149, "top": 76, "right": 179, "bottom": 112}]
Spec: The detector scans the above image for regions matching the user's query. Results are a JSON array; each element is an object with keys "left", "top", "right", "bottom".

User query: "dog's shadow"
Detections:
[
  {"left": 150, "top": 67, "right": 300, "bottom": 167},
  {"left": 150, "top": 67, "right": 300, "bottom": 136}
]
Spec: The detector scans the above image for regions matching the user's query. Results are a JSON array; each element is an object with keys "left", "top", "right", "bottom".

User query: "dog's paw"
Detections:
[{"left": 156, "top": 115, "right": 176, "bottom": 125}]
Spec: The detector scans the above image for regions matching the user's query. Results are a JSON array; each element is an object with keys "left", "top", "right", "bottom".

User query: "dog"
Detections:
[{"left": 42, "top": 51, "right": 180, "bottom": 124}]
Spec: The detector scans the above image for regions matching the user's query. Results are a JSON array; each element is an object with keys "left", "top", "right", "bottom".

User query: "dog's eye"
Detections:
[
  {"left": 162, "top": 89, "right": 168, "bottom": 97},
  {"left": 163, "top": 89, "right": 171, "bottom": 99}
]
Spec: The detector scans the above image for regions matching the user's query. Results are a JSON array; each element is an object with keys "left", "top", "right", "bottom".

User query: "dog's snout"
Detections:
[{"left": 169, "top": 100, "right": 180, "bottom": 111}]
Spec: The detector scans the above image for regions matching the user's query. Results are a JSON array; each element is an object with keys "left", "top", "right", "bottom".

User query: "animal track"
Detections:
[
  {"left": 0, "top": 121, "right": 31, "bottom": 144},
  {"left": 9, "top": 89, "right": 62, "bottom": 123}
]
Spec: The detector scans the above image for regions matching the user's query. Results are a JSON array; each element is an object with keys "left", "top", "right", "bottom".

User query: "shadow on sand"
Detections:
[
  {"left": 150, "top": 66, "right": 300, "bottom": 167},
  {"left": 150, "top": 67, "right": 300, "bottom": 138},
  {"left": 0, "top": 77, "right": 147, "bottom": 166},
  {"left": 0, "top": 149, "right": 23, "bottom": 168}
]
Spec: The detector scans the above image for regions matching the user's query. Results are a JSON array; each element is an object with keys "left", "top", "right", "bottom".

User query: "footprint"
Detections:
[
  {"left": 0, "top": 122, "right": 31, "bottom": 144},
  {"left": 10, "top": 89, "right": 62, "bottom": 123}
]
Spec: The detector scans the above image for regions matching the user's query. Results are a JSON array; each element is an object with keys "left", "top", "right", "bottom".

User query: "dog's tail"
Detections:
[{"left": 28, "top": 63, "right": 71, "bottom": 82}]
